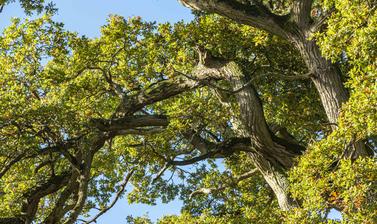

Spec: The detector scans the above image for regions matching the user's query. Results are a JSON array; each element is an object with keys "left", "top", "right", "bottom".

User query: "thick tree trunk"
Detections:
[
  {"left": 287, "top": 30, "right": 371, "bottom": 157},
  {"left": 220, "top": 61, "right": 301, "bottom": 210},
  {"left": 248, "top": 151, "right": 297, "bottom": 210},
  {"left": 230, "top": 117, "right": 298, "bottom": 211},
  {"left": 287, "top": 30, "right": 349, "bottom": 125}
]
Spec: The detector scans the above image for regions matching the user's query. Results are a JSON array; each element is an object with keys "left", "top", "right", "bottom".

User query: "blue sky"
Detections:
[
  {"left": 0, "top": 1, "right": 342, "bottom": 223},
  {"left": 0, "top": 0, "right": 194, "bottom": 36}
]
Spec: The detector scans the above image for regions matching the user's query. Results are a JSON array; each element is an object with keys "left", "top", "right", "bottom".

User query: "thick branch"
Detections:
[
  {"left": 63, "top": 172, "right": 91, "bottom": 224},
  {"left": 179, "top": 0, "right": 288, "bottom": 38},
  {"left": 291, "top": 0, "right": 313, "bottom": 28},
  {"left": 44, "top": 174, "right": 79, "bottom": 224},
  {"left": 223, "top": 62, "right": 300, "bottom": 168},
  {"left": 91, "top": 115, "right": 169, "bottom": 132},
  {"left": 196, "top": 58, "right": 304, "bottom": 168},
  {"left": 121, "top": 72, "right": 222, "bottom": 115},
  {"left": 21, "top": 172, "right": 71, "bottom": 223},
  {"left": 168, "top": 151, "right": 220, "bottom": 166}
]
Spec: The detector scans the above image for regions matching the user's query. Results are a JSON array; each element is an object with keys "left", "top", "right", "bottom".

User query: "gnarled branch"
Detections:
[{"left": 179, "top": 0, "right": 289, "bottom": 38}]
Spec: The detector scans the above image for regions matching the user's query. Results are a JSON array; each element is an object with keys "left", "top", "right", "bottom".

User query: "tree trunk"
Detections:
[
  {"left": 220, "top": 61, "right": 300, "bottom": 210},
  {"left": 287, "top": 29, "right": 349, "bottom": 125},
  {"left": 287, "top": 29, "right": 371, "bottom": 157},
  {"left": 248, "top": 151, "right": 297, "bottom": 210}
]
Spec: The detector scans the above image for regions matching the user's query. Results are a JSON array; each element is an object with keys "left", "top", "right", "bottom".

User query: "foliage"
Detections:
[
  {"left": 0, "top": 0, "right": 376, "bottom": 223},
  {"left": 0, "top": 0, "right": 56, "bottom": 14},
  {"left": 288, "top": 0, "right": 377, "bottom": 222}
]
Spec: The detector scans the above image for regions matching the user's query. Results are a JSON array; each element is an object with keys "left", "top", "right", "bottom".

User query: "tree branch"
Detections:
[
  {"left": 168, "top": 137, "right": 251, "bottom": 166},
  {"left": 190, "top": 168, "right": 258, "bottom": 198},
  {"left": 152, "top": 164, "right": 171, "bottom": 183},
  {"left": 0, "top": 153, "right": 26, "bottom": 179},
  {"left": 44, "top": 174, "right": 79, "bottom": 224},
  {"left": 179, "top": 0, "right": 289, "bottom": 38},
  {"left": 291, "top": 0, "right": 313, "bottom": 28},
  {"left": 168, "top": 151, "right": 220, "bottom": 166},
  {"left": 198, "top": 59, "right": 304, "bottom": 168},
  {"left": 120, "top": 72, "right": 222, "bottom": 115},
  {"left": 20, "top": 172, "right": 72, "bottom": 223},
  {"left": 91, "top": 115, "right": 169, "bottom": 132},
  {"left": 63, "top": 172, "right": 91, "bottom": 224},
  {"left": 83, "top": 169, "right": 135, "bottom": 224},
  {"left": 113, "top": 127, "right": 166, "bottom": 136}
]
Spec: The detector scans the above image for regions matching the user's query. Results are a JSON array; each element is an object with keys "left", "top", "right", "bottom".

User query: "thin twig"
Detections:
[
  {"left": 190, "top": 168, "right": 258, "bottom": 198},
  {"left": 83, "top": 169, "right": 135, "bottom": 224}
]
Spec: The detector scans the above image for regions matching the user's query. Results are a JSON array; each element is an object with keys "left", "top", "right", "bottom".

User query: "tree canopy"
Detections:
[{"left": 0, "top": 0, "right": 376, "bottom": 223}]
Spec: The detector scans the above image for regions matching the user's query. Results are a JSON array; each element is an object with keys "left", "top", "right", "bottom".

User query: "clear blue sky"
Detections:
[{"left": 0, "top": 1, "right": 342, "bottom": 223}]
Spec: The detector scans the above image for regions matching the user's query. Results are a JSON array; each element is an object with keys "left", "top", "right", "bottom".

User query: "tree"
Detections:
[
  {"left": 0, "top": 1, "right": 376, "bottom": 223},
  {"left": 0, "top": 0, "right": 54, "bottom": 14},
  {"left": 178, "top": 0, "right": 376, "bottom": 215}
]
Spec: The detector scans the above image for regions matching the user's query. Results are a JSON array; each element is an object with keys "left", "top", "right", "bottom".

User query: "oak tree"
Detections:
[{"left": 0, "top": 0, "right": 376, "bottom": 223}]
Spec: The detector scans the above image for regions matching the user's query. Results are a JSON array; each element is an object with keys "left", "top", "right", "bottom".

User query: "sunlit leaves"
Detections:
[{"left": 1, "top": 0, "right": 376, "bottom": 222}]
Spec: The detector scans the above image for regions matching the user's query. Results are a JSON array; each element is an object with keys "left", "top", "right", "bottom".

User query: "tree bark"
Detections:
[
  {"left": 286, "top": 28, "right": 371, "bottom": 158},
  {"left": 200, "top": 60, "right": 302, "bottom": 211},
  {"left": 286, "top": 28, "right": 349, "bottom": 125},
  {"left": 248, "top": 151, "right": 297, "bottom": 210}
]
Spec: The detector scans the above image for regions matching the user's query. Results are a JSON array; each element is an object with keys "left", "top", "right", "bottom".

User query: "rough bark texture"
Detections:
[
  {"left": 286, "top": 28, "right": 349, "bottom": 125},
  {"left": 248, "top": 152, "right": 298, "bottom": 210},
  {"left": 178, "top": 0, "right": 289, "bottom": 38},
  {"left": 196, "top": 58, "right": 302, "bottom": 210},
  {"left": 285, "top": 24, "right": 371, "bottom": 158},
  {"left": 222, "top": 62, "right": 300, "bottom": 210}
]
